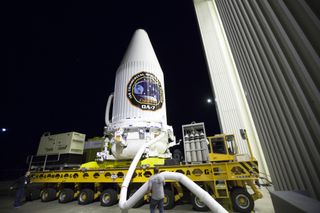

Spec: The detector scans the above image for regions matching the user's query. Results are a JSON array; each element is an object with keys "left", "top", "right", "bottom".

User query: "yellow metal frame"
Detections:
[
  {"left": 207, "top": 134, "right": 236, "bottom": 162},
  {"left": 30, "top": 160, "right": 261, "bottom": 213},
  {"left": 29, "top": 131, "right": 262, "bottom": 209},
  {"left": 80, "top": 158, "right": 166, "bottom": 170},
  {"left": 30, "top": 159, "right": 259, "bottom": 184}
]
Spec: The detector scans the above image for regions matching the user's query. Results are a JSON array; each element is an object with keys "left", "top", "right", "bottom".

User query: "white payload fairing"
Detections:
[
  {"left": 96, "top": 30, "right": 226, "bottom": 213},
  {"left": 98, "top": 29, "right": 176, "bottom": 160}
]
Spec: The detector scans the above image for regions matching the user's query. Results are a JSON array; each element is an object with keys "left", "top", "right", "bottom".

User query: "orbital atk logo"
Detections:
[{"left": 127, "top": 72, "right": 163, "bottom": 111}]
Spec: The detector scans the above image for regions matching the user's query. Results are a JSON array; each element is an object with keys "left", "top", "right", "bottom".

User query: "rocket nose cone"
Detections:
[
  {"left": 135, "top": 28, "right": 147, "bottom": 35},
  {"left": 119, "top": 29, "right": 160, "bottom": 67}
]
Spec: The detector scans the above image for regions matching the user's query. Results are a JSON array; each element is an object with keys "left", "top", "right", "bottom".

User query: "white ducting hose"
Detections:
[
  {"left": 163, "top": 172, "right": 227, "bottom": 213},
  {"left": 119, "top": 131, "right": 166, "bottom": 210},
  {"left": 120, "top": 172, "right": 227, "bottom": 213},
  {"left": 118, "top": 131, "right": 228, "bottom": 213},
  {"left": 105, "top": 93, "right": 114, "bottom": 126}
]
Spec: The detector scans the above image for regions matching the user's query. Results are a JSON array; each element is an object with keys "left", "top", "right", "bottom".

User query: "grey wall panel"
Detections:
[{"left": 214, "top": 0, "right": 320, "bottom": 200}]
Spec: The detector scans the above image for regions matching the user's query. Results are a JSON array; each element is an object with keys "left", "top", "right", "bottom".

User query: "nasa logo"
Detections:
[{"left": 127, "top": 72, "right": 163, "bottom": 111}]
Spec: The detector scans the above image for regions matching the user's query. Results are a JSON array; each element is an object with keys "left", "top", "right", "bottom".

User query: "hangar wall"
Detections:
[
  {"left": 193, "top": 0, "right": 320, "bottom": 200},
  {"left": 193, "top": 0, "right": 270, "bottom": 180}
]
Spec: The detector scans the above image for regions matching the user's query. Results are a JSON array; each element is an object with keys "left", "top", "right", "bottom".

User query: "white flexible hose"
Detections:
[
  {"left": 119, "top": 131, "right": 166, "bottom": 210},
  {"left": 162, "top": 172, "right": 227, "bottom": 213},
  {"left": 119, "top": 172, "right": 227, "bottom": 213},
  {"left": 118, "top": 131, "right": 228, "bottom": 213},
  {"left": 105, "top": 93, "right": 114, "bottom": 126}
]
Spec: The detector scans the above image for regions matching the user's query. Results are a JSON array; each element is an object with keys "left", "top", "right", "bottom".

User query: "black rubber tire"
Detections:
[
  {"left": 58, "top": 188, "right": 74, "bottom": 203},
  {"left": 191, "top": 194, "right": 209, "bottom": 211},
  {"left": 230, "top": 188, "right": 254, "bottom": 213},
  {"left": 41, "top": 188, "right": 56, "bottom": 202},
  {"left": 26, "top": 188, "right": 41, "bottom": 201},
  {"left": 163, "top": 189, "right": 175, "bottom": 210},
  {"left": 128, "top": 188, "right": 144, "bottom": 208},
  {"left": 78, "top": 188, "right": 94, "bottom": 205},
  {"left": 100, "top": 188, "right": 118, "bottom": 206}
]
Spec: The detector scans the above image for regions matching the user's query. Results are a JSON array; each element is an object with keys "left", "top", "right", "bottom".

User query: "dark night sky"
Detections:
[{"left": 2, "top": 1, "right": 220, "bottom": 173}]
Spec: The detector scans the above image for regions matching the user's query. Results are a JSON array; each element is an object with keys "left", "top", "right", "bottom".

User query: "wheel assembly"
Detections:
[
  {"left": 163, "top": 188, "right": 175, "bottom": 210},
  {"left": 191, "top": 194, "right": 209, "bottom": 211},
  {"left": 230, "top": 188, "right": 254, "bottom": 213},
  {"left": 58, "top": 188, "right": 74, "bottom": 203},
  {"left": 26, "top": 188, "right": 41, "bottom": 201},
  {"left": 41, "top": 188, "right": 56, "bottom": 202},
  {"left": 100, "top": 188, "right": 118, "bottom": 206},
  {"left": 78, "top": 188, "right": 94, "bottom": 205}
]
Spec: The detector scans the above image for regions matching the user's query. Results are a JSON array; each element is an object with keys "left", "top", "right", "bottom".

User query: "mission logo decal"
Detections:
[{"left": 127, "top": 72, "right": 163, "bottom": 111}]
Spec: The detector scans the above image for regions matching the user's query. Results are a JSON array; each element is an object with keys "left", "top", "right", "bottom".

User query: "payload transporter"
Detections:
[{"left": 26, "top": 29, "right": 262, "bottom": 213}]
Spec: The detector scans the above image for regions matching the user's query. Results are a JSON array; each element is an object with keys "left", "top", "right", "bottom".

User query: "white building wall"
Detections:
[{"left": 193, "top": 0, "right": 270, "bottom": 178}]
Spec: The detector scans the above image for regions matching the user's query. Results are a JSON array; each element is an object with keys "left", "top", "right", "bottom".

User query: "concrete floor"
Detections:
[{"left": 0, "top": 182, "right": 274, "bottom": 213}]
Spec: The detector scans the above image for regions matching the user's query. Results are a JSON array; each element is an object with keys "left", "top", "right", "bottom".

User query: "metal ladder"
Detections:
[{"left": 214, "top": 180, "right": 229, "bottom": 198}]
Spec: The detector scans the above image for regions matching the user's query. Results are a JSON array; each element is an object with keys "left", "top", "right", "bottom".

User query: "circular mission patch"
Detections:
[{"left": 127, "top": 72, "right": 164, "bottom": 111}]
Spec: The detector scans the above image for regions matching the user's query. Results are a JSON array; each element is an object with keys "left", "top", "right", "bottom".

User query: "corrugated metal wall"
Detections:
[
  {"left": 193, "top": 0, "right": 270, "bottom": 178},
  {"left": 214, "top": 0, "right": 320, "bottom": 200}
]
